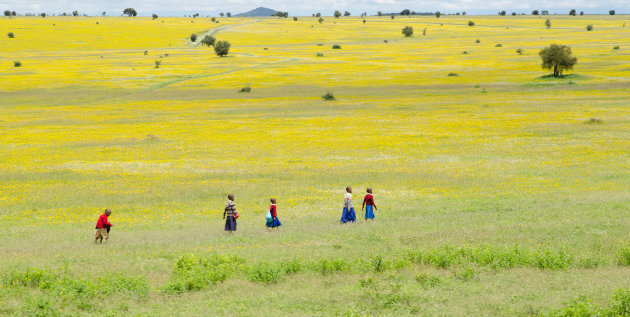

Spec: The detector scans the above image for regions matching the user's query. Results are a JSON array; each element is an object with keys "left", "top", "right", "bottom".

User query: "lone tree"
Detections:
[
  {"left": 152, "top": 13, "right": 158, "bottom": 19},
  {"left": 435, "top": 11, "right": 441, "bottom": 18},
  {"left": 532, "top": 10, "right": 539, "bottom": 15},
  {"left": 226, "top": 12, "right": 231, "bottom": 17},
  {"left": 545, "top": 19, "right": 551, "bottom": 29},
  {"left": 214, "top": 40, "right": 230, "bottom": 56},
  {"left": 344, "top": 11, "right": 350, "bottom": 16},
  {"left": 609, "top": 10, "right": 615, "bottom": 15},
  {"left": 123, "top": 8, "right": 137, "bottom": 17},
  {"left": 569, "top": 9, "right": 576, "bottom": 16},
  {"left": 402, "top": 26, "right": 413, "bottom": 37},
  {"left": 201, "top": 35, "right": 216, "bottom": 46},
  {"left": 499, "top": 11, "right": 506, "bottom": 16},
  {"left": 72, "top": 10, "right": 79, "bottom": 16},
  {"left": 539, "top": 44, "right": 577, "bottom": 77},
  {"left": 334, "top": 10, "right": 341, "bottom": 18}
]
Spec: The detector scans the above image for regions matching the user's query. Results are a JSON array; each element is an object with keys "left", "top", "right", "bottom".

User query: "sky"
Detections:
[{"left": 1, "top": 0, "right": 627, "bottom": 16}]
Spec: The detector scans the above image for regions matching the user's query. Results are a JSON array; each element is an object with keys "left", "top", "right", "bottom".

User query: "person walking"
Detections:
[
  {"left": 266, "top": 198, "right": 282, "bottom": 230},
  {"left": 223, "top": 194, "right": 238, "bottom": 234},
  {"left": 362, "top": 188, "right": 378, "bottom": 222},
  {"left": 94, "top": 208, "right": 113, "bottom": 244},
  {"left": 340, "top": 187, "right": 356, "bottom": 223}
]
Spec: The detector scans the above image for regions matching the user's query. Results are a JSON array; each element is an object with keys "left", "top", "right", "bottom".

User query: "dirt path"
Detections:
[{"left": 189, "top": 20, "right": 259, "bottom": 48}]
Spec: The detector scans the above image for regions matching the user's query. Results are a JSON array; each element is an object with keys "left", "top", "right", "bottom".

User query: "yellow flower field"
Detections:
[{"left": 0, "top": 15, "right": 629, "bottom": 315}]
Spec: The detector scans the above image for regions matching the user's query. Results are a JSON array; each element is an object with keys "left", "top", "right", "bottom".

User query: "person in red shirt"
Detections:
[
  {"left": 362, "top": 188, "right": 378, "bottom": 222},
  {"left": 94, "top": 209, "right": 113, "bottom": 244},
  {"left": 266, "top": 198, "right": 282, "bottom": 230}
]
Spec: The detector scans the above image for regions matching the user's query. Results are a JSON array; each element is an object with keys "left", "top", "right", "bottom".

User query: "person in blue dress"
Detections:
[
  {"left": 340, "top": 186, "right": 356, "bottom": 223},
  {"left": 266, "top": 198, "right": 282, "bottom": 230},
  {"left": 362, "top": 188, "right": 378, "bottom": 222}
]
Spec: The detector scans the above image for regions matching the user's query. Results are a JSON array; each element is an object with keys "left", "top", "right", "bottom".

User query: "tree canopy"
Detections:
[{"left": 539, "top": 44, "right": 577, "bottom": 77}]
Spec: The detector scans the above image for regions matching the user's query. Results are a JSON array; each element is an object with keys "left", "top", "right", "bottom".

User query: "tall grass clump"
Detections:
[
  {"left": 371, "top": 255, "right": 388, "bottom": 272},
  {"left": 318, "top": 258, "right": 350, "bottom": 275},
  {"left": 616, "top": 247, "right": 630, "bottom": 265},
  {"left": 164, "top": 253, "right": 241, "bottom": 293},
  {"left": 248, "top": 262, "right": 284, "bottom": 284}
]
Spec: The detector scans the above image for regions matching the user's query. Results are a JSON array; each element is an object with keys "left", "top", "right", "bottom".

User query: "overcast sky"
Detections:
[{"left": 1, "top": 0, "right": 627, "bottom": 16}]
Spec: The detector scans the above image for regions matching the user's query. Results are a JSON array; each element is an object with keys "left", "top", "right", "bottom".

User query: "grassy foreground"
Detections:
[{"left": 1, "top": 15, "right": 630, "bottom": 315}]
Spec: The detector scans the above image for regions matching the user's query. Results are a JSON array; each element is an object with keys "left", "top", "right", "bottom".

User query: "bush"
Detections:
[
  {"left": 462, "top": 51, "right": 468, "bottom": 55},
  {"left": 475, "top": 39, "right": 480, "bottom": 43},
  {"left": 322, "top": 91, "right": 335, "bottom": 100},
  {"left": 495, "top": 43, "right": 502, "bottom": 47},
  {"left": 318, "top": 17, "right": 324, "bottom": 23},
  {"left": 453, "top": 267, "right": 475, "bottom": 281},
  {"left": 13, "top": 61, "right": 21, "bottom": 67},
  {"left": 617, "top": 247, "right": 630, "bottom": 265},
  {"left": 214, "top": 40, "right": 231, "bottom": 56},
  {"left": 613, "top": 45, "right": 620, "bottom": 50},
  {"left": 516, "top": 48, "right": 523, "bottom": 55},
  {"left": 371, "top": 255, "right": 388, "bottom": 272},
  {"left": 468, "top": 21, "right": 475, "bottom": 27},
  {"left": 239, "top": 86, "right": 251, "bottom": 93},
  {"left": 609, "top": 289, "right": 630, "bottom": 315},
  {"left": 201, "top": 35, "right": 216, "bottom": 47},
  {"left": 154, "top": 60, "right": 161, "bottom": 68},
  {"left": 164, "top": 253, "right": 240, "bottom": 293},
  {"left": 152, "top": 13, "right": 158, "bottom": 19},
  {"left": 190, "top": 33, "right": 197, "bottom": 42},
  {"left": 545, "top": 19, "right": 551, "bottom": 29},
  {"left": 248, "top": 262, "right": 284, "bottom": 284},
  {"left": 402, "top": 26, "right": 413, "bottom": 37},
  {"left": 316, "top": 53, "right": 324, "bottom": 57},
  {"left": 293, "top": 16, "right": 298, "bottom": 21},
  {"left": 586, "top": 24, "right": 593, "bottom": 31},
  {"left": 318, "top": 258, "right": 349, "bottom": 275},
  {"left": 332, "top": 44, "right": 341, "bottom": 49},
  {"left": 447, "top": 72, "right": 458, "bottom": 77},
  {"left": 7, "top": 32, "right": 14, "bottom": 38}
]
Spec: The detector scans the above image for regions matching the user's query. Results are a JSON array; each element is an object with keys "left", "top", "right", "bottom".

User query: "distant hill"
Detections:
[{"left": 234, "top": 7, "right": 278, "bottom": 17}]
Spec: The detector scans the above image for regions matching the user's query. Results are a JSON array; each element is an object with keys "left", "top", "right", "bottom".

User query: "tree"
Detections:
[
  {"left": 512, "top": 12, "right": 517, "bottom": 16},
  {"left": 468, "top": 20, "right": 475, "bottom": 27},
  {"left": 293, "top": 16, "right": 298, "bottom": 21},
  {"left": 580, "top": 11, "right": 584, "bottom": 16},
  {"left": 315, "top": 12, "right": 321, "bottom": 17},
  {"left": 435, "top": 11, "right": 441, "bottom": 18},
  {"left": 102, "top": 11, "right": 106, "bottom": 16},
  {"left": 123, "top": 8, "right": 137, "bottom": 17},
  {"left": 12, "top": 11, "right": 16, "bottom": 16},
  {"left": 152, "top": 13, "right": 158, "bottom": 19},
  {"left": 499, "top": 11, "right": 506, "bottom": 16},
  {"left": 545, "top": 19, "right": 551, "bottom": 29},
  {"left": 586, "top": 24, "right": 593, "bottom": 31},
  {"left": 190, "top": 33, "right": 197, "bottom": 42},
  {"left": 539, "top": 44, "right": 577, "bottom": 77},
  {"left": 400, "top": 9, "right": 410, "bottom": 15},
  {"left": 201, "top": 35, "right": 215, "bottom": 46},
  {"left": 344, "top": 11, "right": 350, "bottom": 16},
  {"left": 391, "top": 14, "right": 395, "bottom": 19},
  {"left": 214, "top": 40, "right": 230, "bottom": 56},
  {"left": 569, "top": 9, "right": 576, "bottom": 16},
  {"left": 72, "top": 10, "right": 79, "bottom": 16},
  {"left": 40, "top": 13, "right": 46, "bottom": 18},
  {"left": 318, "top": 17, "right": 324, "bottom": 23},
  {"left": 3, "top": 10, "right": 10, "bottom": 16},
  {"left": 402, "top": 26, "right": 413, "bottom": 37},
  {"left": 334, "top": 10, "right": 341, "bottom": 18},
  {"left": 532, "top": 10, "right": 539, "bottom": 15},
  {"left": 609, "top": 10, "right": 615, "bottom": 15},
  {"left": 226, "top": 12, "right": 231, "bottom": 17},
  {"left": 377, "top": 11, "right": 382, "bottom": 17},
  {"left": 219, "top": 12, "right": 224, "bottom": 17}
]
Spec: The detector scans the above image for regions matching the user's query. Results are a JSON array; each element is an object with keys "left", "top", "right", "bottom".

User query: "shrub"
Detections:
[
  {"left": 164, "top": 253, "right": 239, "bottom": 293},
  {"left": 293, "top": 16, "right": 298, "bottom": 21},
  {"left": 391, "top": 14, "right": 395, "bottom": 20},
  {"left": 586, "top": 24, "right": 593, "bottom": 31},
  {"left": 318, "top": 17, "right": 324, "bottom": 23},
  {"left": 447, "top": 72, "right": 458, "bottom": 77},
  {"left": 495, "top": 43, "right": 502, "bottom": 47},
  {"left": 516, "top": 48, "right": 523, "bottom": 55},
  {"left": 609, "top": 289, "right": 630, "bottom": 315},
  {"left": 318, "top": 258, "right": 349, "bottom": 275},
  {"left": 248, "top": 262, "right": 284, "bottom": 284},
  {"left": 532, "top": 249, "right": 572, "bottom": 269},
  {"left": 475, "top": 39, "right": 480, "bottom": 43},
  {"left": 402, "top": 26, "right": 413, "bottom": 37},
  {"left": 609, "top": 10, "right": 615, "bottom": 15},
  {"left": 453, "top": 267, "right": 475, "bottom": 281},
  {"left": 13, "top": 61, "right": 21, "bottom": 67},
  {"left": 7, "top": 32, "right": 14, "bottom": 38},
  {"left": 154, "top": 60, "right": 161, "bottom": 68},
  {"left": 613, "top": 45, "right": 620, "bottom": 50},
  {"left": 363, "top": 19, "right": 366, "bottom": 24},
  {"left": 316, "top": 53, "right": 324, "bottom": 57},
  {"left": 332, "top": 44, "right": 341, "bottom": 49},
  {"left": 545, "top": 19, "right": 551, "bottom": 29},
  {"left": 553, "top": 297, "right": 600, "bottom": 316},
  {"left": 422, "top": 27, "right": 427, "bottom": 36},
  {"left": 462, "top": 51, "right": 468, "bottom": 55},
  {"left": 152, "top": 13, "right": 158, "bottom": 19},
  {"left": 239, "top": 86, "right": 251, "bottom": 93},
  {"left": 280, "top": 258, "right": 301, "bottom": 274},
  {"left": 322, "top": 91, "right": 335, "bottom": 100},
  {"left": 190, "top": 33, "right": 197, "bottom": 42},
  {"left": 371, "top": 255, "right": 388, "bottom": 272},
  {"left": 468, "top": 21, "right": 475, "bottom": 27},
  {"left": 214, "top": 40, "right": 231, "bottom": 56},
  {"left": 201, "top": 35, "right": 216, "bottom": 47}
]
